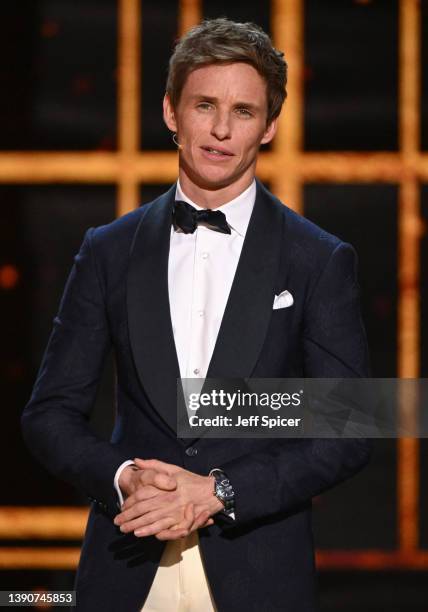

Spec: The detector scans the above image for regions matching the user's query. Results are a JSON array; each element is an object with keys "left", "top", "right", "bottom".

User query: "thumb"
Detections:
[{"left": 153, "top": 471, "right": 177, "bottom": 490}]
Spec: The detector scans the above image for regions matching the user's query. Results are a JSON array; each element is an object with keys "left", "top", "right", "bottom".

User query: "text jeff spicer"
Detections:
[{"left": 188, "top": 415, "right": 302, "bottom": 428}]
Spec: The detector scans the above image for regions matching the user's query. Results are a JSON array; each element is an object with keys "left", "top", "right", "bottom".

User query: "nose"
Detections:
[{"left": 211, "top": 110, "right": 231, "bottom": 141}]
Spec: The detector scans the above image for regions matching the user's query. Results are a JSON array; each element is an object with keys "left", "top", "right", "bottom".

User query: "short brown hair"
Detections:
[{"left": 166, "top": 18, "right": 287, "bottom": 125}]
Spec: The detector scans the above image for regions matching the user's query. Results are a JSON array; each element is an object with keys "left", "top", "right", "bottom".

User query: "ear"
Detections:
[
  {"left": 163, "top": 94, "right": 177, "bottom": 132},
  {"left": 260, "top": 117, "right": 278, "bottom": 145}
]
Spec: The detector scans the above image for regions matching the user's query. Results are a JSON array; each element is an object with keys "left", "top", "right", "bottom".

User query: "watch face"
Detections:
[
  {"left": 213, "top": 471, "right": 235, "bottom": 510},
  {"left": 223, "top": 491, "right": 235, "bottom": 502},
  {"left": 216, "top": 479, "right": 234, "bottom": 501}
]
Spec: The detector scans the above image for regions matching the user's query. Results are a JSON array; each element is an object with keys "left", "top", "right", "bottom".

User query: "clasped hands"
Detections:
[{"left": 113, "top": 459, "right": 224, "bottom": 541}]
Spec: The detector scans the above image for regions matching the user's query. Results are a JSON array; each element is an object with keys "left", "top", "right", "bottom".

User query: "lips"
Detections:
[{"left": 201, "top": 145, "right": 234, "bottom": 156}]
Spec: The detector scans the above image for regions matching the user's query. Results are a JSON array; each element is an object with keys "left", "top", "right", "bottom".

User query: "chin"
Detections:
[
  {"left": 187, "top": 168, "right": 234, "bottom": 189},
  {"left": 181, "top": 157, "right": 240, "bottom": 189},
  {"left": 198, "top": 173, "right": 237, "bottom": 190}
]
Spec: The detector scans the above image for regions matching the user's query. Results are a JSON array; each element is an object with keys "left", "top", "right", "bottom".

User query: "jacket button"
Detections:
[{"left": 185, "top": 446, "right": 198, "bottom": 457}]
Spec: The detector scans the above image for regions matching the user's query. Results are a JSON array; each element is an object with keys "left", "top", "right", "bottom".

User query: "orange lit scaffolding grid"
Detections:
[{"left": 0, "top": 0, "right": 426, "bottom": 570}]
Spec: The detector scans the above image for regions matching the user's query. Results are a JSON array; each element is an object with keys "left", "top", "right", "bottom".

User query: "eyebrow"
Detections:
[{"left": 191, "top": 95, "right": 262, "bottom": 112}]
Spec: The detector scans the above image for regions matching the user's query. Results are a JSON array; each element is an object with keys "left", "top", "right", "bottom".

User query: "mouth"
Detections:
[{"left": 201, "top": 145, "right": 234, "bottom": 157}]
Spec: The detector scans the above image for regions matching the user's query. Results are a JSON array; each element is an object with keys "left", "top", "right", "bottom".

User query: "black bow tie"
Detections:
[{"left": 172, "top": 200, "right": 231, "bottom": 235}]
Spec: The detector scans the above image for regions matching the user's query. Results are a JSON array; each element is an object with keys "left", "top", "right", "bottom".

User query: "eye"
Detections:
[
  {"left": 235, "top": 107, "right": 253, "bottom": 118},
  {"left": 197, "top": 102, "right": 214, "bottom": 111}
]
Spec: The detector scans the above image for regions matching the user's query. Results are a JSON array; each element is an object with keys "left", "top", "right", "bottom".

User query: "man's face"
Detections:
[{"left": 163, "top": 62, "right": 277, "bottom": 190}]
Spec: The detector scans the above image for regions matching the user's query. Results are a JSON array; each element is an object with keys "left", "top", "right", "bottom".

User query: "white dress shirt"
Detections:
[
  {"left": 114, "top": 178, "right": 256, "bottom": 507},
  {"left": 170, "top": 178, "right": 256, "bottom": 379}
]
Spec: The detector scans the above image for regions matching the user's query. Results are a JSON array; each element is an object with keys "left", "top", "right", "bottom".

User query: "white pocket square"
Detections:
[{"left": 273, "top": 290, "right": 294, "bottom": 310}]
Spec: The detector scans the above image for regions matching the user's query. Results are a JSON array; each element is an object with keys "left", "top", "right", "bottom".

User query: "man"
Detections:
[{"left": 22, "top": 18, "right": 371, "bottom": 612}]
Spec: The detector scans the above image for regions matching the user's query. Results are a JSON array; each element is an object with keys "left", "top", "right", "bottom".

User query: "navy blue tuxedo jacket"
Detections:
[{"left": 22, "top": 180, "right": 371, "bottom": 612}]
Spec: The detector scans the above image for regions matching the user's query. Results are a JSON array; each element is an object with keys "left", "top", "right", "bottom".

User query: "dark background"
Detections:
[{"left": 0, "top": 1, "right": 427, "bottom": 610}]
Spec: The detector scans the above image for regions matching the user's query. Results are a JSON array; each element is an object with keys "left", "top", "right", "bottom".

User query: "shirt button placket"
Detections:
[{"left": 188, "top": 229, "right": 205, "bottom": 379}]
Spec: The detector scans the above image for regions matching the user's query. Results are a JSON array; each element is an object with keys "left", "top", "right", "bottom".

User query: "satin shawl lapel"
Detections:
[{"left": 127, "top": 185, "right": 181, "bottom": 435}]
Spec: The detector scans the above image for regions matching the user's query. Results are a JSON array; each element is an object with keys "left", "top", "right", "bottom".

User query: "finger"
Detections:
[
  {"left": 116, "top": 502, "right": 177, "bottom": 532},
  {"left": 115, "top": 494, "right": 170, "bottom": 525},
  {"left": 134, "top": 458, "right": 168, "bottom": 470},
  {"left": 138, "top": 468, "right": 176, "bottom": 491},
  {"left": 134, "top": 458, "right": 179, "bottom": 475},
  {"left": 155, "top": 528, "right": 190, "bottom": 541},
  {"left": 157, "top": 508, "right": 212, "bottom": 540},
  {"left": 120, "top": 487, "right": 176, "bottom": 514},
  {"left": 176, "top": 502, "right": 195, "bottom": 529},
  {"left": 122, "top": 484, "right": 166, "bottom": 510},
  {"left": 120, "top": 488, "right": 148, "bottom": 513},
  {"left": 167, "top": 502, "right": 194, "bottom": 531},
  {"left": 134, "top": 468, "right": 177, "bottom": 490},
  {"left": 187, "top": 502, "right": 215, "bottom": 531},
  {"left": 134, "top": 516, "right": 177, "bottom": 537},
  {"left": 156, "top": 504, "right": 194, "bottom": 541},
  {"left": 190, "top": 510, "right": 211, "bottom": 532},
  {"left": 132, "top": 484, "right": 161, "bottom": 501}
]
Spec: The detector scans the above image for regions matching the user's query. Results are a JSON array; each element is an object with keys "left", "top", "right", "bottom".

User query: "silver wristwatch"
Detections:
[{"left": 209, "top": 468, "right": 235, "bottom": 516}]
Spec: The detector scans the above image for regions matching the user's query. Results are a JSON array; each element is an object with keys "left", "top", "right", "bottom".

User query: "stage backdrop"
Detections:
[{"left": 0, "top": 1, "right": 427, "bottom": 610}]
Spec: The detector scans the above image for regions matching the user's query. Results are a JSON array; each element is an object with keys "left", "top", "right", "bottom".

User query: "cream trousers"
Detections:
[{"left": 141, "top": 531, "right": 217, "bottom": 612}]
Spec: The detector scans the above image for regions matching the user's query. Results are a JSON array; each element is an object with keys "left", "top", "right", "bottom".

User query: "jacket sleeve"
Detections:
[
  {"left": 218, "top": 241, "right": 372, "bottom": 528},
  {"left": 21, "top": 228, "right": 130, "bottom": 517}
]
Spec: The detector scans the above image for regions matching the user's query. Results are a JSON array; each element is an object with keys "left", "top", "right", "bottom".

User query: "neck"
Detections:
[{"left": 178, "top": 166, "right": 256, "bottom": 209}]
